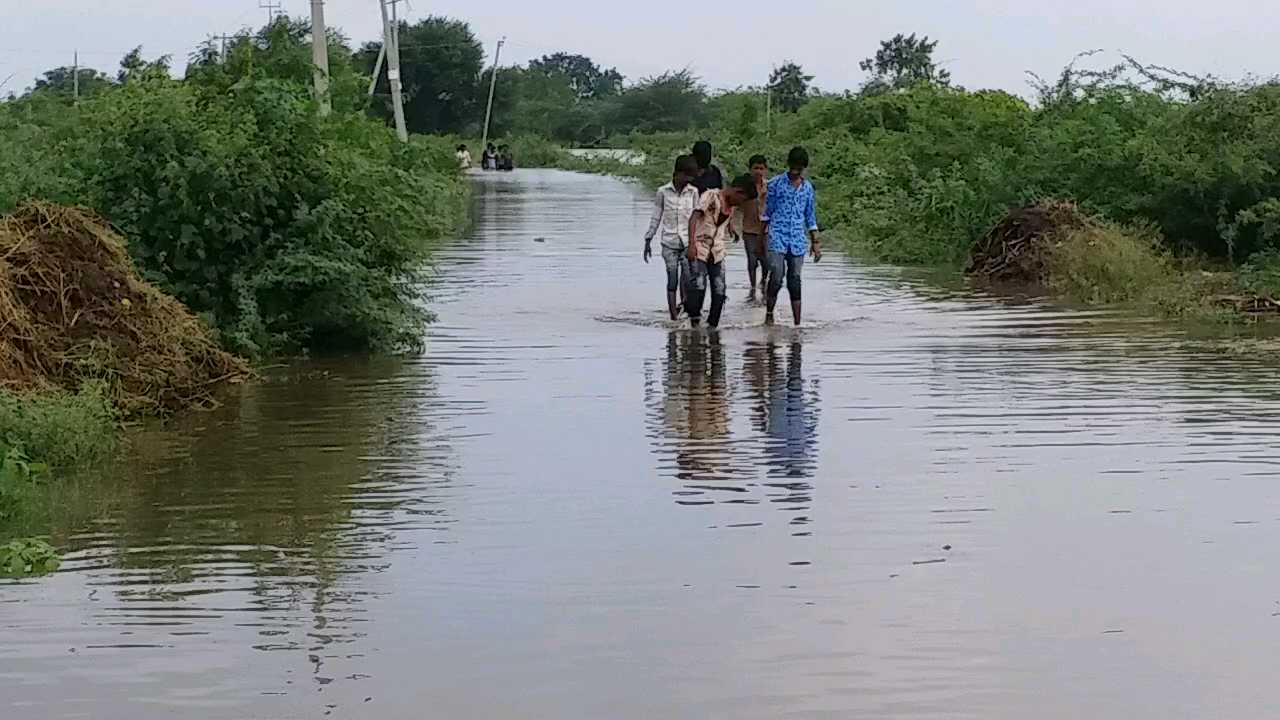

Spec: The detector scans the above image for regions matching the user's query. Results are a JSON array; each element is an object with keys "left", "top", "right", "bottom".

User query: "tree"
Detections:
[
  {"left": 117, "top": 46, "right": 172, "bottom": 84},
  {"left": 609, "top": 71, "right": 708, "bottom": 135},
  {"left": 186, "top": 16, "right": 367, "bottom": 113},
  {"left": 527, "top": 52, "right": 623, "bottom": 100},
  {"left": 859, "top": 33, "right": 950, "bottom": 93},
  {"left": 30, "top": 66, "right": 113, "bottom": 99},
  {"left": 768, "top": 61, "right": 813, "bottom": 113},
  {"left": 357, "top": 16, "right": 484, "bottom": 135}
]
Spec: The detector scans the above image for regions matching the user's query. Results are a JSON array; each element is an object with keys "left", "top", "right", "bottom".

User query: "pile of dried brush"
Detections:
[
  {"left": 0, "top": 202, "right": 248, "bottom": 415},
  {"left": 966, "top": 201, "right": 1088, "bottom": 284}
]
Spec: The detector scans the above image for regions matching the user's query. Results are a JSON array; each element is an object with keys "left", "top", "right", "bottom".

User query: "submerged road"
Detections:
[{"left": 4, "top": 169, "right": 1280, "bottom": 719}]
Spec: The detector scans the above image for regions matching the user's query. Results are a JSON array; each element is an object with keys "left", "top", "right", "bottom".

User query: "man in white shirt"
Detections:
[
  {"left": 644, "top": 155, "right": 701, "bottom": 321},
  {"left": 455, "top": 144, "right": 473, "bottom": 170}
]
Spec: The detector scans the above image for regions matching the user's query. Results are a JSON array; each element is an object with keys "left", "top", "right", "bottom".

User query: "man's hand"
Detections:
[
  {"left": 687, "top": 242, "right": 698, "bottom": 263},
  {"left": 643, "top": 240, "right": 652, "bottom": 264},
  {"left": 811, "top": 232, "right": 823, "bottom": 263}
]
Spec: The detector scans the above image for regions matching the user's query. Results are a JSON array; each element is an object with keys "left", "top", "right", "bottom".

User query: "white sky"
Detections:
[{"left": 2, "top": 0, "right": 1277, "bottom": 96}]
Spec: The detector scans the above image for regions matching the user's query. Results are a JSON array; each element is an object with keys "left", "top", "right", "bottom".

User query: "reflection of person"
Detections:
[
  {"left": 763, "top": 146, "right": 823, "bottom": 326},
  {"left": 643, "top": 155, "right": 701, "bottom": 320},
  {"left": 743, "top": 340, "right": 820, "bottom": 479},
  {"left": 651, "top": 333, "right": 732, "bottom": 483},
  {"left": 686, "top": 175, "right": 758, "bottom": 328}
]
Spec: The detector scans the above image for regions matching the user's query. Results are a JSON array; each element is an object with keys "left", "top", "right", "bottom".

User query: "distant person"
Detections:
[
  {"left": 456, "top": 144, "right": 473, "bottom": 170},
  {"left": 686, "top": 174, "right": 759, "bottom": 328},
  {"left": 690, "top": 140, "right": 724, "bottom": 193},
  {"left": 738, "top": 154, "right": 770, "bottom": 293},
  {"left": 498, "top": 145, "right": 515, "bottom": 171},
  {"left": 644, "top": 155, "right": 702, "bottom": 320},
  {"left": 763, "top": 146, "right": 822, "bottom": 326},
  {"left": 482, "top": 143, "right": 498, "bottom": 170}
]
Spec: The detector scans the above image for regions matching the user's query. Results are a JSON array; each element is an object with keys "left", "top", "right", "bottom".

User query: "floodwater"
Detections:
[{"left": 5, "top": 169, "right": 1280, "bottom": 719}]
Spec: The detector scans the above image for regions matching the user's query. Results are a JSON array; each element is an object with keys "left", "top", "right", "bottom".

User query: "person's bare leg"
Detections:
[
  {"left": 667, "top": 291, "right": 679, "bottom": 321},
  {"left": 791, "top": 299, "right": 802, "bottom": 326}
]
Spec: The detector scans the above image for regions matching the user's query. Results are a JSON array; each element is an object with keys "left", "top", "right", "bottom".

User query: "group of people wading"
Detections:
[{"left": 644, "top": 141, "right": 821, "bottom": 328}]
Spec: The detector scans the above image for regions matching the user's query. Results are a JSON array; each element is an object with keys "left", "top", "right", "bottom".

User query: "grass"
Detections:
[{"left": 0, "top": 383, "right": 119, "bottom": 573}]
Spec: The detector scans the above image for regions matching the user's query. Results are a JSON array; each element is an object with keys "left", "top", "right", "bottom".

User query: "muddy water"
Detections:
[{"left": 5, "top": 170, "right": 1280, "bottom": 719}]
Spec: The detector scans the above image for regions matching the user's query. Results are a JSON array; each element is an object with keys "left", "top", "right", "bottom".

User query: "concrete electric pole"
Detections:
[
  {"left": 379, "top": 0, "right": 408, "bottom": 142},
  {"left": 480, "top": 37, "right": 505, "bottom": 152},
  {"left": 310, "top": 0, "right": 331, "bottom": 116}
]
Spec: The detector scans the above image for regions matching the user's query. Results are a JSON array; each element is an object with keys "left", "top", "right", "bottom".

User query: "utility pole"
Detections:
[
  {"left": 310, "top": 0, "right": 331, "bottom": 116},
  {"left": 259, "top": 0, "right": 281, "bottom": 25},
  {"left": 766, "top": 87, "right": 772, "bottom": 136},
  {"left": 379, "top": 0, "right": 408, "bottom": 142},
  {"left": 72, "top": 50, "right": 79, "bottom": 105},
  {"left": 480, "top": 37, "right": 505, "bottom": 152},
  {"left": 367, "top": 44, "right": 386, "bottom": 97}
]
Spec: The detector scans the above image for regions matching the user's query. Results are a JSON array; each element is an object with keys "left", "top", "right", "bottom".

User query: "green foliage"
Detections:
[
  {"left": 1046, "top": 221, "right": 1188, "bottom": 308},
  {"left": 1239, "top": 248, "right": 1280, "bottom": 297},
  {"left": 768, "top": 62, "right": 813, "bottom": 114},
  {"left": 2, "top": 21, "right": 464, "bottom": 358},
  {"left": 859, "top": 33, "right": 951, "bottom": 94},
  {"left": 359, "top": 16, "right": 484, "bottom": 135},
  {"left": 0, "top": 537, "right": 60, "bottom": 577},
  {"left": 527, "top": 53, "right": 623, "bottom": 100},
  {"left": 0, "top": 385, "right": 117, "bottom": 470},
  {"left": 0, "top": 444, "right": 51, "bottom": 525}
]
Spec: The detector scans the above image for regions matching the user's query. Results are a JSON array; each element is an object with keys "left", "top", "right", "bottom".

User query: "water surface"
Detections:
[{"left": 4, "top": 170, "right": 1280, "bottom": 719}]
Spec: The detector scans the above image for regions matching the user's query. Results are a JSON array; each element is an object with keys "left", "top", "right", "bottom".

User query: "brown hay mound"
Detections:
[
  {"left": 0, "top": 201, "right": 249, "bottom": 415},
  {"left": 966, "top": 201, "right": 1089, "bottom": 284}
]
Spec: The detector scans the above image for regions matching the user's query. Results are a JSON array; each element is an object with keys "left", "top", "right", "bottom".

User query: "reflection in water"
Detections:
[
  {"left": 645, "top": 334, "right": 821, "bottom": 520},
  {"left": 744, "top": 341, "right": 820, "bottom": 532},
  {"left": 2, "top": 358, "right": 461, "bottom": 716}
]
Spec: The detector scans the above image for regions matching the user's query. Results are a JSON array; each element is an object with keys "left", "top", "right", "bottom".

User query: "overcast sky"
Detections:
[{"left": 3, "top": 0, "right": 1277, "bottom": 97}]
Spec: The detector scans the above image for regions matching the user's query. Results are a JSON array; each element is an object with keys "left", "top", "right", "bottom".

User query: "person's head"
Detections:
[
  {"left": 748, "top": 154, "right": 769, "bottom": 181},
  {"left": 457, "top": 144, "right": 467, "bottom": 152},
  {"left": 722, "top": 174, "right": 759, "bottom": 207},
  {"left": 673, "top": 154, "right": 699, "bottom": 189},
  {"left": 487, "top": 142, "right": 496, "bottom": 151},
  {"left": 499, "top": 145, "right": 509, "bottom": 153},
  {"left": 787, "top": 146, "right": 810, "bottom": 179},
  {"left": 691, "top": 141, "right": 714, "bottom": 170}
]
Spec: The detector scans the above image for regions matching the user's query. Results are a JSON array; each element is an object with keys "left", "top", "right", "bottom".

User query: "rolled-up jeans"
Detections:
[
  {"left": 661, "top": 245, "right": 689, "bottom": 293},
  {"left": 766, "top": 250, "right": 804, "bottom": 301},
  {"left": 687, "top": 258, "right": 727, "bottom": 326}
]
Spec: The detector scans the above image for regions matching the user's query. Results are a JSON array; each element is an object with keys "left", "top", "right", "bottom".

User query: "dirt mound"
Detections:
[
  {"left": 966, "top": 201, "right": 1088, "bottom": 284},
  {"left": 0, "top": 202, "right": 248, "bottom": 414}
]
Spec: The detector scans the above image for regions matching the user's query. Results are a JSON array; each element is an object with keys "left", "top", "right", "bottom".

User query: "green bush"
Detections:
[
  {"left": 0, "top": 537, "right": 60, "bottom": 577},
  {"left": 41, "top": 79, "right": 463, "bottom": 356},
  {"left": 0, "top": 384, "right": 118, "bottom": 469},
  {"left": 1046, "top": 221, "right": 1190, "bottom": 309}
]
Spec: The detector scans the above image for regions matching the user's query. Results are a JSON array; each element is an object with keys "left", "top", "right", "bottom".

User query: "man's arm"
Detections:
[
  {"left": 688, "top": 210, "right": 703, "bottom": 262},
  {"left": 807, "top": 187, "right": 822, "bottom": 261},
  {"left": 644, "top": 189, "right": 665, "bottom": 242}
]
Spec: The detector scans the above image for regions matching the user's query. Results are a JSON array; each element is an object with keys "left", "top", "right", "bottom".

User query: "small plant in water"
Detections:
[{"left": 0, "top": 537, "right": 60, "bottom": 577}]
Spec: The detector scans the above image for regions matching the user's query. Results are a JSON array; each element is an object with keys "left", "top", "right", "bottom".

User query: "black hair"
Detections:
[
  {"left": 748, "top": 154, "right": 768, "bottom": 168},
  {"left": 691, "top": 141, "right": 713, "bottom": 169},
  {"left": 674, "top": 154, "right": 699, "bottom": 175},
  {"left": 457, "top": 144, "right": 467, "bottom": 151},
  {"left": 728, "top": 174, "right": 758, "bottom": 201},
  {"left": 787, "top": 146, "right": 810, "bottom": 169}
]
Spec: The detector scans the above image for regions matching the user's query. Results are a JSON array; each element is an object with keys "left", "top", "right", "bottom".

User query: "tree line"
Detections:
[{"left": 14, "top": 14, "right": 950, "bottom": 148}]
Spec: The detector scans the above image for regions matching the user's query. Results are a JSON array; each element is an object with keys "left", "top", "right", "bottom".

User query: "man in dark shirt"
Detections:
[{"left": 690, "top": 140, "right": 724, "bottom": 193}]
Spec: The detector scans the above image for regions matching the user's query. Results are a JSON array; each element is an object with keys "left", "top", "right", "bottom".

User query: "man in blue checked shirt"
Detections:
[{"left": 762, "top": 146, "right": 822, "bottom": 326}]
